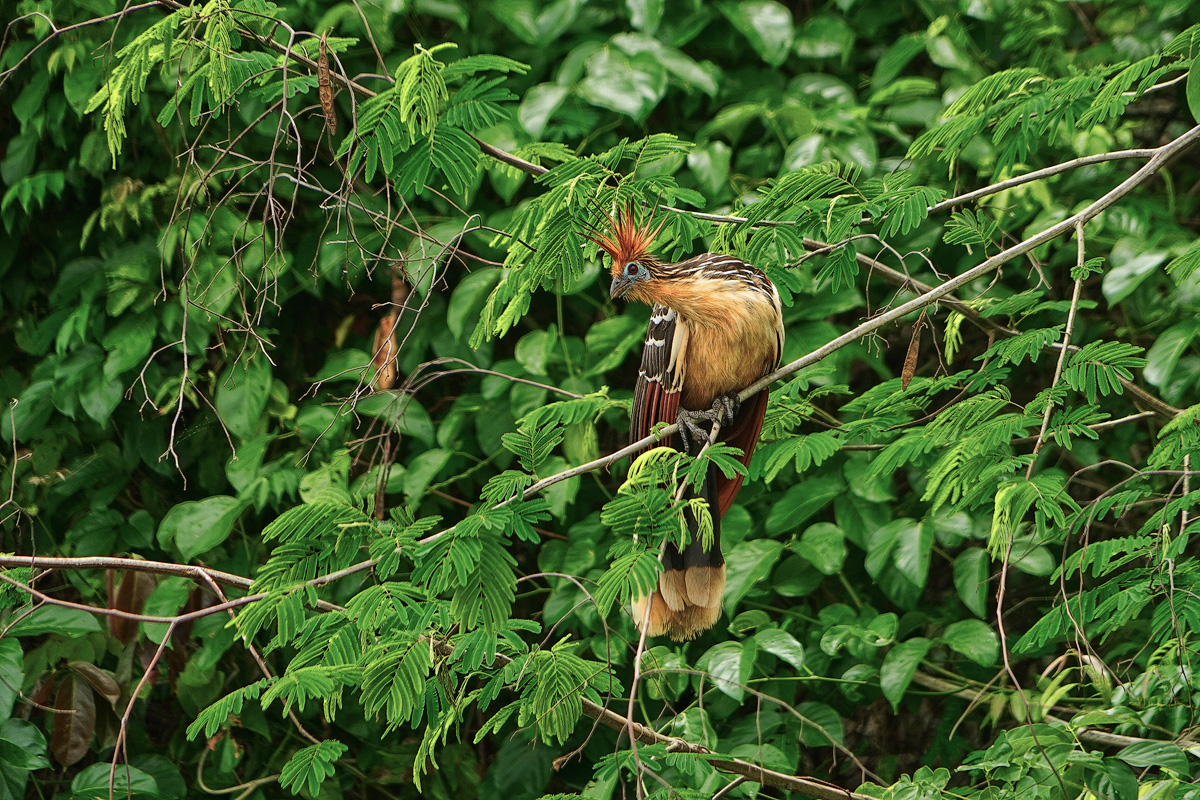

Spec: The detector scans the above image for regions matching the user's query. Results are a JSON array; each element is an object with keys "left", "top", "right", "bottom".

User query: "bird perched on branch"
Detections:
[{"left": 587, "top": 208, "right": 784, "bottom": 640}]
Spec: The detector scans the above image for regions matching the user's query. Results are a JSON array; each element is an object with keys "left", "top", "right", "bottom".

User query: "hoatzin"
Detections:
[{"left": 589, "top": 210, "right": 784, "bottom": 640}]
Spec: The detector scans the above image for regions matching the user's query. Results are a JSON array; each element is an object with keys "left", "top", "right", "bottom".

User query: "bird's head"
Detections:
[{"left": 582, "top": 207, "right": 666, "bottom": 302}]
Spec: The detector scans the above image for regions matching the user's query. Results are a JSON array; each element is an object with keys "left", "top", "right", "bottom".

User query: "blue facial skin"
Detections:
[{"left": 610, "top": 260, "right": 648, "bottom": 298}]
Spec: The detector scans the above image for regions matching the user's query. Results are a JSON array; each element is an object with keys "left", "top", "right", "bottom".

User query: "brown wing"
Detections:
[
  {"left": 630, "top": 305, "right": 684, "bottom": 444},
  {"left": 715, "top": 389, "right": 770, "bottom": 516}
]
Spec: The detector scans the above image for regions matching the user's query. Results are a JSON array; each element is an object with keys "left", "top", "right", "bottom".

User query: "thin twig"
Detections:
[{"left": 1026, "top": 221, "right": 1087, "bottom": 480}]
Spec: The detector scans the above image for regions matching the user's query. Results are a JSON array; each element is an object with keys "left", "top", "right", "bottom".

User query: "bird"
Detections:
[{"left": 586, "top": 208, "right": 784, "bottom": 640}]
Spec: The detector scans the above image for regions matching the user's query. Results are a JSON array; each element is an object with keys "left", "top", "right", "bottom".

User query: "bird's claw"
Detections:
[{"left": 676, "top": 394, "right": 740, "bottom": 453}]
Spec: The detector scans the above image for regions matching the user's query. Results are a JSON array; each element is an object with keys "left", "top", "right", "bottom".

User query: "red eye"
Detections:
[{"left": 625, "top": 262, "right": 639, "bottom": 275}]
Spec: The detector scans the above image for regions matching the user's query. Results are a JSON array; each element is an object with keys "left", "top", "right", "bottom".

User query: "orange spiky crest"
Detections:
[{"left": 582, "top": 207, "right": 666, "bottom": 273}]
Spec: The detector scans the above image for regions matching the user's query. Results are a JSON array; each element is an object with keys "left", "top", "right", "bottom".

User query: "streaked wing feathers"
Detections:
[{"left": 631, "top": 305, "right": 685, "bottom": 440}]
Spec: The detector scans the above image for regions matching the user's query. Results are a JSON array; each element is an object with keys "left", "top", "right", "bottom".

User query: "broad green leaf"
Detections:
[
  {"left": 1116, "top": 741, "right": 1189, "bottom": 774},
  {"left": 1143, "top": 321, "right": 1198, "bottom": 389},
  {"left": 130, "top": 755, "right": 187, "bottom": 800},
  {"left": 1187, "top": 59, "right": 1200, "bottom": 123},
  {"left": 449, "top": 269, "right": 504, "bottom": 342},
  {"left": 577, "top": 49, "right": 667, "bottom": 120},
  {"left": 626, "top": 0, "right": 664, "bottom": 34},
  {"left": 216, "top": 357, "right": 272, "bottom": 441},
  {"left": 142, "top": 577, "right": 192, "bottom": 645},
  {"left": 700, "top": 640, "right": 755, "bottom": 701},
  {"left": 1092, "top": 757, "right": 1138, "bottom": 800},
  {"left": 865, "top": 517, "right": 919, "bottom": 579},
  {"left": 719, "top": 0, "right": 795, "bottom": 66},
  {"left": 1101, "top": 239, "right": 1166, "bottom": 304},
  {"left": 954, "top": 547, "right": 989, "bottom": 618},
  {"left": 796, "top": 701, "right": 844, "bottom": 746},
  {"left": 765, "top": 476, "right": 844, "bottom": 535},
  {"left": 10, "top": 606, "right": 101, "bottom": 638},
  {"left": 880, "top": 637, "right": 931, "bottom": 711},
  {"left": 158, "top": 495, "right": 245, "bottom": 561},
  {"left": 404, "top": 449, "right": 452, "bottom": 503},
  {"left": 0, "top": 639, "right": 21, "bottom": 718},
  {"left": 793, "top": 522, "right": 846, "bottom": 575},
  {"left": 518, "top": 83, "right": 568, "bottom": 138},
  {"left": 101, "top": 312, "right": 155, "bottom": 379},
  {"left": 611, "top": 33, "right": 717, "bottom": 95},
  {"left": 356, "top": 393, "right": 435, "bottom": 447},
  {"left": 688, "top": 141, "right": 731, "bottom": 197},
  {"left": 793, "top": 14, "right": 854, "bottom": 60},
  {"left": 893, "top": 518, "right": 933, "bottom": 590},
  {"left": 723, "top": 539, "right": 784, "bottom": 613},
  {"left": 0, "top": 719, "right": 49, "bottom": 774},
  {"left": 771, "top": 553, "right": 824, "bottom": 597},
  {"left": 942, "top": 619, "right": 999, "bottom": 665},
  {"left": 71, "top": 763, "right": 157, "bottom": 799},
  {"left": 755, "top": 628, "right": 805, "bottom": 671}
]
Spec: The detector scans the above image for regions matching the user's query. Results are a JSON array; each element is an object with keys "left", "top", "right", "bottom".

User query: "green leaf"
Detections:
[
  {"left": 1101, "top": 240, "right": 1167, "bottom": 304},
  {"left": 356, "top": 394, "right": 435, "bottom": 447},
  {"left": 577, "top": 49, "right": 667, "bottom": 120},
  {"left": 1143, "top": 321, "right": 1198, "bottom": 389},
  {"left": 719, "top": 0, "right": 795, "bottom": 67},
  {"left": 10, "top": 606, "right": 101, "bottom": 638},
  {"left": 793, "top": 523, "right": 846, "bottom": 575},
  {"left": 755, "top": 628, "right": 805, "bottom": 671},
  {"left": 880, "top": 637, "right": 931, "bottom": 711},
  {"left": 158, "top": 496, "right": 245, "bottom": 561},
  {"left": 71, "top": 763, "right": 158, "bottom": 799},
  {"left": 793, "top": 15, "right": 854, "bottom": 60},
  {"left": 700, "top": 640, "right": 755, "bottom": 701},
  {"left": 448, "top": 269, "right": 503, "bottom": 342},
  {"left": 765, "top": 476, "right": 844, "bottom": 534},
  {"left": 279, "top": 740, "right": 349, "bottom": 796},
  {"left": 492, "top": 0, "right": 584, "bottom": 45},
  {"left": 626, "top": 0, "right": 664, "bottom": 34},
  {"left": 865, "top": 517, "right": 918, "bottom": 579},
  {"left": 0, "top": 719, "right": 50, "bottom": 775},
  {"left": 893, "top": 518, "right": 933, "bottom": 590},
  {"left": 723, "top": 539, "right": 784, "bottom": 614},
  {"left": 942, "top": 619, "right": 999, "bottom": 665},
  {"left": 954, "top": 547, "right": 989, "bottom": 618},
  {"left": 1116, "top": 741, "right": 1189, "bottom": 774},
  {"left": 518, "top": 83, "right": 569, "bottom": 138},
  {"left": 216, "top": 357, "right": 273, "bottom": 441},
  {"left": 0, "top": 639, "right": 22, "bottom": 719},
  {"left": 1187, "top": 58, "right": 1200, "bottom": 123},
  {"left": 142, "top": 577, "right": 192, "bottom": 645},
  {"left": 796, "top": 701, "right": 845, "bottom": 747}
]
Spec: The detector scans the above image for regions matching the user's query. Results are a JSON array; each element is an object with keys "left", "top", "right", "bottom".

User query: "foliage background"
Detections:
[{"left": 3, "top": 0, "right": 1200, "bottom": 798}]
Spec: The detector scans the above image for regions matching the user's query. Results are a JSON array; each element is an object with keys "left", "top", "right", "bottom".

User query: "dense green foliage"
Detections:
[{"left": 3, "top": 0, "right": 1200, "bottom": 798}]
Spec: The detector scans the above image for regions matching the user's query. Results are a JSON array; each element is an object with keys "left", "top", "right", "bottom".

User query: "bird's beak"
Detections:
[{"left": 610, "top": 275, "right": 631, "bottom": 299}]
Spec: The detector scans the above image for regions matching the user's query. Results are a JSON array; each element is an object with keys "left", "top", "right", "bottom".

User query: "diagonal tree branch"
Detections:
[{"left": 807, "top": 238, "right": 1182, "bottom": 420}]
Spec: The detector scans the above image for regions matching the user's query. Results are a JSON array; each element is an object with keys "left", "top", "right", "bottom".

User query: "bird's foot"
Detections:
[{"left": 676, "top": 394, "right": 740, "bottom": 453}]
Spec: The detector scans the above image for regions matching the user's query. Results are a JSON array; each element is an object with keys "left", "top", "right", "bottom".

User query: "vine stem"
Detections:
[{"left": 1025, "top": 220, "right": 1087, "bottom": 480}]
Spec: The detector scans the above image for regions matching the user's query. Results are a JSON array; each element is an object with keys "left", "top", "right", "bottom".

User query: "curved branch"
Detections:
[{"left": 818, "top": 239, "right": 1182, "bottom": 419}]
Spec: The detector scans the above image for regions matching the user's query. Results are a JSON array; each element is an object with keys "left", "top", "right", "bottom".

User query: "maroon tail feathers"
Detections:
[{"left": 632, "top": 391, "right": 769, "bottom": 640}]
